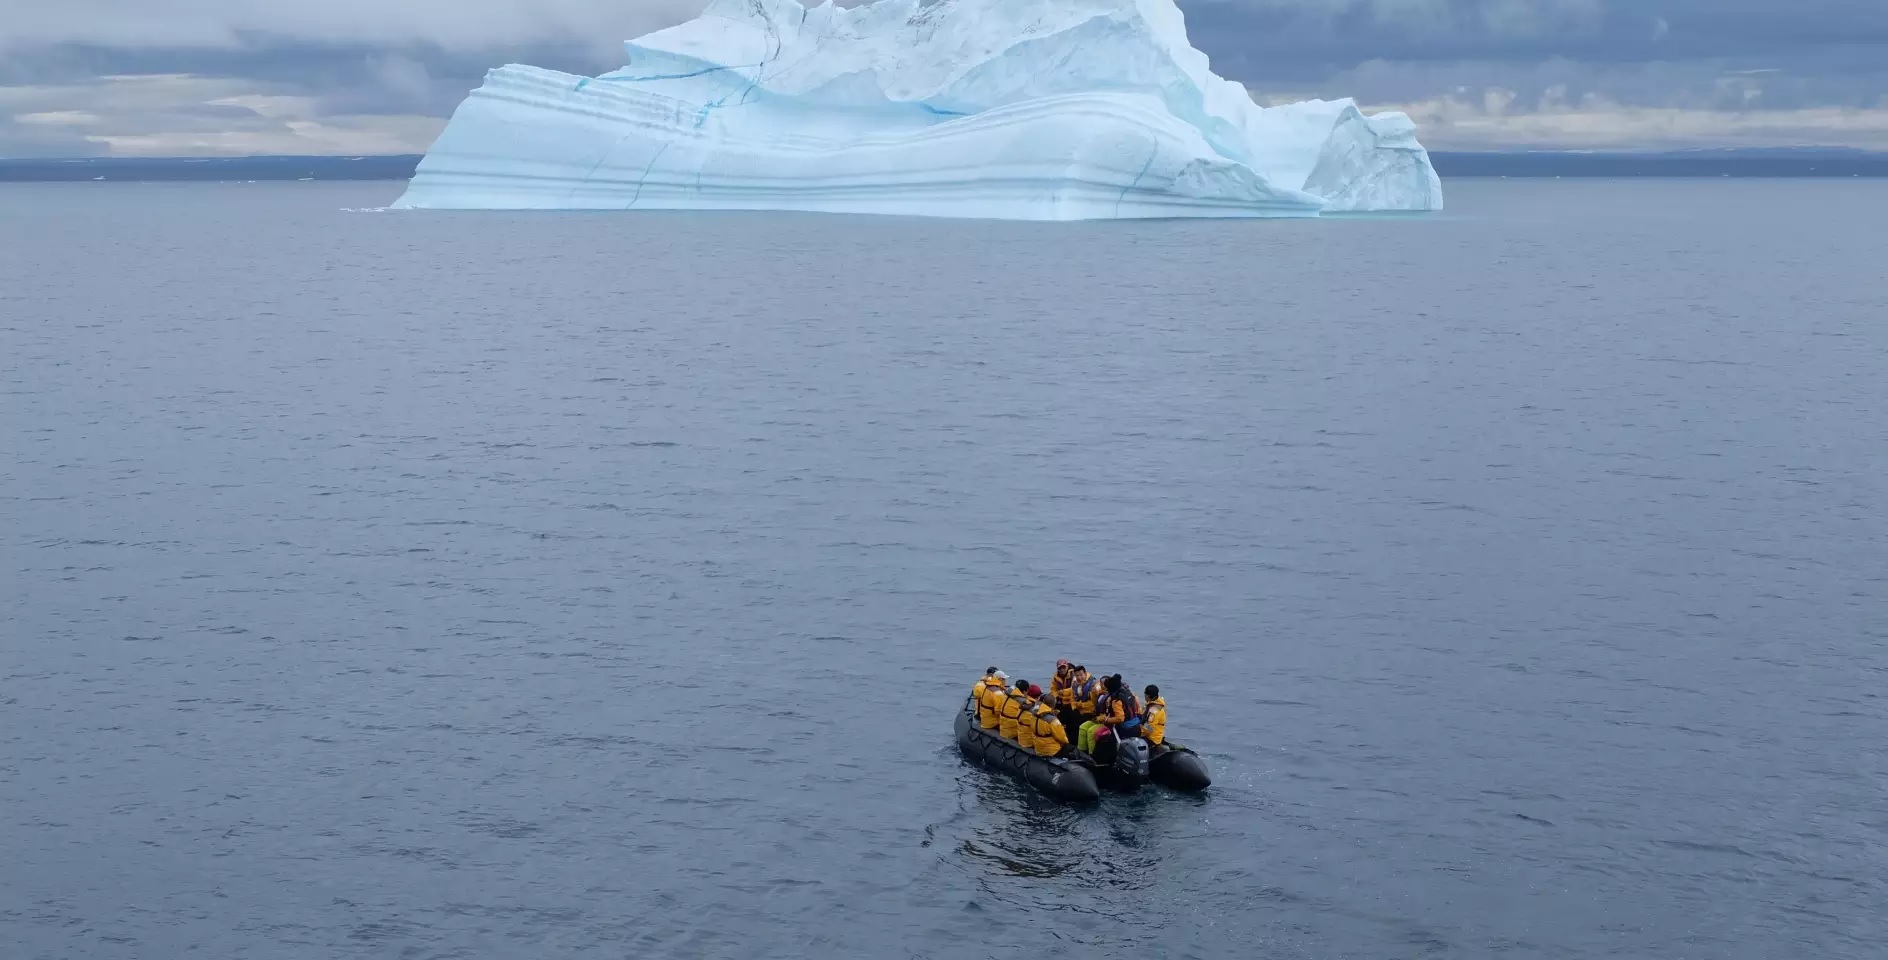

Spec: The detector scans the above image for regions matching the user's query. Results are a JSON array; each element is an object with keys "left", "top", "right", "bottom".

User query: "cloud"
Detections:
[
  {"left": 86, "top": 115, "right": 443, "bottom": 155},
  {"left": 0, "top": 1, "right": 709, "bottom": 156},
  {"left": 1226, "top": 0, "right": 1608, "bottom": 40},
  {"left": 1194, "top": 0, "right": 1888, "bottom": 149},
  {"left": 3, "top": 0, "right": 1888, "bottom": 154},
  {"left": 1188, "top": 0, "right": 1888, "bottom": 81},
  {"left": 0, "top": 75, "right": 444, "bottom": 156},
  {"left": 1291, "top": 56, "right": 1888, "bottom": 113},
  {"left": 1362, "top": 93, "right": 1888, "bottom": 151},
  {"left": 15, "top": 110, "right": 104, "bottom": 126},
  {"left": 0, "top": 0, "right": 706, "bottom": 59},
  {"left": 1249, "top": 53, "right": 1888, "bottom": 149}
]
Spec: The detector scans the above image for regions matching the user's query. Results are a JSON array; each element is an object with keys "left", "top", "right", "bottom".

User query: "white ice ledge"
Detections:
[{"left": 394, "top": 0, "right": 1444, "bottom": 220}]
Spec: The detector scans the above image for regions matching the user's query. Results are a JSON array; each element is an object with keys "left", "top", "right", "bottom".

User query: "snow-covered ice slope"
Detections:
[{"left": 393, "top": 0, "right": 1443, "bottom": 219}]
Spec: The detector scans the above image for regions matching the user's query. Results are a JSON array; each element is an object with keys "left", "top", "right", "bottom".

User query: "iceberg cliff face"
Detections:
[{"left": 393, "top": 0, "right": 1443, "bottom": 219}]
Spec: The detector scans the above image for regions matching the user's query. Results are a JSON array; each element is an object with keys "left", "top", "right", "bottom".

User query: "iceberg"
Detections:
[{"left": 393, "top": 0, "right": 1443, "bottom": 219}]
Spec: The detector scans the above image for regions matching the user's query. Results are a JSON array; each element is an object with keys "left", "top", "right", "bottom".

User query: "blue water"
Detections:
[{"left": 3, "top": 179, "right": 1885, "bottom": 959}]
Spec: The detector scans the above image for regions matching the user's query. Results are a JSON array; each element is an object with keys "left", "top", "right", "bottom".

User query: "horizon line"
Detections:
[{"left": 6, "top": 146, "right": 1888, "bottom": 163}]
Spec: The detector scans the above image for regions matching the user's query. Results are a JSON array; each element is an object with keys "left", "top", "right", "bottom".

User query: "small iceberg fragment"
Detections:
[{"left": 394, "top": 0, "right": 1443, "bottom": 219}]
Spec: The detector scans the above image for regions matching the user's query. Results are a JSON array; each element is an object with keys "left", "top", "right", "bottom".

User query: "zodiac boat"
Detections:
[{"left": 953, "top": 696, "right": 1210, "bottom": 800}]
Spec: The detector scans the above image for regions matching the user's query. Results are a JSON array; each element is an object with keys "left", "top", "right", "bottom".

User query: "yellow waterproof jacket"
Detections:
[
  {"left": 1014, "top": 698, "right": 1038, "bottom": 750},
  {"left": 1096, "top": 694, "right": 1127, "bottom": 727},
  {"left": 1049, "top": 672, "right": 1073, "bottom": 708},
  {"left": 999, "top": 691, "right": 1029, "bottom": 740},
  {"left": 1031, "top": 703, "right": 1067, "bottom": 757},
  {"left": 1071, "top": 676, "right": 1101, "bottom": 717},
  {"left": 1142, "top": 697, "right": 1166, "bottom": 745},
  {"left": 978, "top": 682, "right": 1006, "bottom": 729}
]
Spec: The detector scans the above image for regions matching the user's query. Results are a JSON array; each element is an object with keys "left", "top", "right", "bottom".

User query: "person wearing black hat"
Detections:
[
  {"left": 999, "top": 679, "right": 1033, "bottom": 740},
  {"left": 1141, "top": 684, "right": 1166, "bottom": 746},
  {"left": 1078, "top": 674, "right": 1123, "bottom": 754}
]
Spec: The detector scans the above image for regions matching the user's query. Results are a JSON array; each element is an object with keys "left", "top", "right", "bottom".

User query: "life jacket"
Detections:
[
  {"left": 1049, "top": 672, "right": 1073, "bottom": 705},
  {"left": 1116, "top": 692, "right": 1143, "bottom": 735},
  {"left": 1073, "top": 677, "right": 1099, "bottom": 714},
  {"left": 1031, "top": 713, "right": 1065, "bottom": 757},
  {"left": 1141, "top": 697, "right": 1166, "bottom": 745},
  {"left": 1014, "top": 699, "right": 1038, "bottom": 749},
  {"left": 978, "top": 683, "right": 1006, "bottom": 729},
  {"left": 999, "top": 692, "right": 1029, "bottom": 739},
  {"left": 1096, "top": 688, "right": 1135, "bottom": 726}
]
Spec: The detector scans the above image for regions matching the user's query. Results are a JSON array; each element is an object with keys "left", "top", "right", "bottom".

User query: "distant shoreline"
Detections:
[{"left": 4, "top": 150, "right": 1887, "bottom": 182}]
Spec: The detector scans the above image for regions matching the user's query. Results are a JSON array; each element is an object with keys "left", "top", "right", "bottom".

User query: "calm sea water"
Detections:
[{"left": 3, "top": 179, "right": 1885, "bottom": 960}]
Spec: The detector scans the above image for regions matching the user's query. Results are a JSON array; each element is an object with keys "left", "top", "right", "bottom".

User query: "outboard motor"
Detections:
[{"left": 1113, "top": 736, "right": 1150, "bottom": 783}]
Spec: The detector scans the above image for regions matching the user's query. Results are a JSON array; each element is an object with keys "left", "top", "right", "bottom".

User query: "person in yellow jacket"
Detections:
[
  {"left": 1014, "top": 684, "right": 1043, "bottom": 751},
  {"left": 977, "top": 668, "right": 1008, "bottom": 730},
  {"left": 1079, "top": 675, "right": 1129, "bottom": 753},
  {"left": 972, "top": 666, "right": 1005, "bottom": 698},
  {"left": 998, "top": 679, "right": 1032, "bottom": 740},
  {"left": 974, "top": 667, "right": 1007, "bottom": 726},
  {"left": 1141, "top": 684, "right": 1166, "bottom": 746},
  {"left": 1030, "top": 697, "right": 1070, "bottom": 758},
  {"left": 1069, "top": 665, "right": 1101, "bottom": 722},
  {"left": 1048, "top": 660, "right": 1074, "bottom": 709}
]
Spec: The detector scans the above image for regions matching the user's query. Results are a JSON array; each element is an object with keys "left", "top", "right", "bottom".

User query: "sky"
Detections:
[{"left": 2, "top": 0, "right": 1886, "bottom": 157}]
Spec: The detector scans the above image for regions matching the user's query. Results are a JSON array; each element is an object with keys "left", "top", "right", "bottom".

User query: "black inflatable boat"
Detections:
[
  {"left": 1083, "top": 721, "right": 1214, "bottom": 793},
  {"left": 955, "top": 697, "right": 1101, "bottom": 801},
  {"left": 1148, "top": 739, "right": 1212, "bottom": 792},
  {"left": 954, "top": 696, "right": 1212, "bottom": 800}
]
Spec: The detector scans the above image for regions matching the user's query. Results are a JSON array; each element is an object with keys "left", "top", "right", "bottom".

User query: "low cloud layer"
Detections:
[
  {"left": 2, "top": 0, "right": 1885, "bottom": 155},
  {"left": 0, "top": 76, "right": 446, "bottom": 156},
  {"left": 2, "top": 1, "right": 702, "bottom": 58}
]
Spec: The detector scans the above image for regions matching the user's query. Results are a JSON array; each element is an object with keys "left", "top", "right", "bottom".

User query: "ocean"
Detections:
[{"left": 3, "top": 178, "right": 1884, "bottom": 959}]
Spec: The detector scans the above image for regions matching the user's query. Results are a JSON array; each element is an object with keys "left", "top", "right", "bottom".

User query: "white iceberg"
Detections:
[{"left": 393, "top": 0, "right": 1443, "bottom": 219}]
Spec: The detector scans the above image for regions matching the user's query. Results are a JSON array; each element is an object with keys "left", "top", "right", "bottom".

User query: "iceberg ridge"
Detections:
[{"left": 394, "top": 0, "right": 1444, "bottom": 219}]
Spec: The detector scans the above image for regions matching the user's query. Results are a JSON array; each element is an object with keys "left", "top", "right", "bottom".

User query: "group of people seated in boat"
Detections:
[{"left": 970, "top": 660, "right": 1168, "bottom": 761}]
